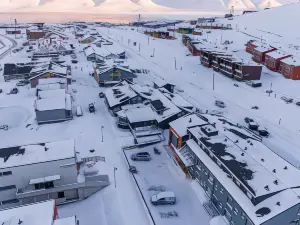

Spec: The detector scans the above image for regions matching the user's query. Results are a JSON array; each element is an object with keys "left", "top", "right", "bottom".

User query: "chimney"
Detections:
[
  {"left": 261, "top": 158, "right": 264, "bottom": 162},
  {"left": 284, "top": 166, "right": 288, "bottom": 170},
  {"left": 189, "top": 118, "right": 192, "bottom": 123},
  {"left": 274, "top": 180, "right": 278, "bottom": 185},
  {"left": 273, "top": 169, "right": 276, "bottom": 173},
  {"left": 276, "top": 202, "right": 280, "bottom": 206},
  {"left": 264, "top": 185, "right": 269, "bottom": 191}
]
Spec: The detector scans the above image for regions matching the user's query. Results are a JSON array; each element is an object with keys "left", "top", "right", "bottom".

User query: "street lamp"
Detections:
[
  {"left": 114, "top": 167, "right": 117, "bottom": 188},
  {"left": 101, "top": 126, "right": 104, "bottom": 142}
]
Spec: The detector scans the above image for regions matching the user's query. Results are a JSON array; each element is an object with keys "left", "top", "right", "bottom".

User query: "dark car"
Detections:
[
  {"left": 99, "top": 92, "right": 105, "bottom": 98},
  {"left": 71, "top": 60, "right": 78, "bottom": 64},
  {"left": 89, "top": 103, "right": 95, "bottom": 113},
  {"left": 244, "top": 117, "right": 254, "bottom": 123},
  {"left": 281, "top": 96, "right": 293, "bottom": 103},
  {"left": 258, "top": 127, "right": 269, "bottom": 137},
  {"left": 131, "top": 152, "right": 151, "bottom": 161},
  {"left": 249, "top": 121, "right": 259, "bottom": 130},
  {"left": 296, "top": 102, "right": 300, "bottom": 106}
]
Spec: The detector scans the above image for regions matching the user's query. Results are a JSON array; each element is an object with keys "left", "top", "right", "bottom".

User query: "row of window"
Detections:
[
  {"left": 0, "top": 171, "right": 12, "bottom": 177},
  {"left": 0, "top": 185, "right": 16, "bottom": 192},
  {"left": 0, "top": 199, "right": 19, "bottom": 206}
]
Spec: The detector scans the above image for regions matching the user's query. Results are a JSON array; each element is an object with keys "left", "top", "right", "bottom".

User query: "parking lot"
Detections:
[{"left": 124, "top": 143, "right": 210, "bottom": 225}]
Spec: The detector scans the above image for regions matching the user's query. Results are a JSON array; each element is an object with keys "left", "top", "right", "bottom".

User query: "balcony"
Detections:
[{"left": 16, "top": 175, "right": 109, "bottom": 199}]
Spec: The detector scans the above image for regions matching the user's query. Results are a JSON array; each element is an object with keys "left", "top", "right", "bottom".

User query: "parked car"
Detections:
[
  {"left": 249, "top": 121, "right": 259, "bottom": 130},
  {"left": 151, "top": 191, "right": 176, "bottom": 205},
  {"left": 258, "top": 127, "right": 269, "bottom": 137},
  {"left": 76, "top": 106, "right": 83, "bottom": 117},
  {"left": 246, "top": 81, "right": 262, "bottom": 88},
  {"left": 89, "top": 103, "right": 95, "bottom": 113},
  {"left": 71, "top": 54, "right": 77, "bottom": 59},
  {"left": 10, "top": 88, "right": 18, "bottom": 94},
  {"left": 215, "top": 100, "right": 226, "bottom": 108},
  {"left": 281, "top": 96, "right": 293, "bottom": 103},
  {"left": 71, "top": 60, "right": 78, "bottom": 64},
  {"left": 296, "top": 102, "right": 300, "bottom": 106},
  {"left": 244, "top": 117, "right": 254, "bottom": 123},
  {"left": 233, "top": 83, "right": 239, "bottom": 87},
  {"left": 99, "top": 92, "right": 105, "bottom": 98},
  {"left": 0, "top": 89, "right": 2, "bottom": 94},
  {"left": 16, "top": 80, "right": 29, "bottom": 86},
  {"left": 131, "top": 152, "right": 151, "bottom": 161}
]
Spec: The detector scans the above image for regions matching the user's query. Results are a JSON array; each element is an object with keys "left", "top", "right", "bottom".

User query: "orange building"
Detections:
[{"left": 279, "top": 57, "right": 300, "bottom": 80}]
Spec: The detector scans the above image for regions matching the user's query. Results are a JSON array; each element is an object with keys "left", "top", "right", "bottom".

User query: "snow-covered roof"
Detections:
[
  {"left": 36, "top": 83, "right": 63, "bottom": 91},
  {"left": 0, "top": 139, "right": 75, "bottom": 168},
  {"left": 35, "top": 92, "right": 70, "bottom": 111},
  {"left": 159, "top": 88, "right": 193, "bottom": 109},
  {"left": 266, "top": 50, "right": 291, "bottom": 59},
  {"left": 84, "top": 46, "right": 95, "bottom": 56},
  {"left": 130, "top": 84, "right": 181, "bottom": 123},
  {"left": 0, "top": 200, "right": 55, "bottom": 225},
  {"left": 280, "top": 56, "right": 300, "bottom": 66},
  {"left": 254, "top": 45, "right": 276, "bottom": 53},
  {"left": 124, "top": 106, "right": 157, "bottom": 123},
  {"left": 104, "top": 81, "right": 137, "bottom": 108},
  {"left": 53, "top": 217, "right": 76, "bottom": 225},
  {"left": 38, "top": 89, "right": 66, "bottom": 99},
  {"left": 186, "top": 139, "right": 300, "bottom": 225},
  {"left": 169, "top": 114, "right": 208, "bottom": 137},
  {"left": 104, "top": 43, "right": 125, "bottom": 55},
  {"left": 153, "top": 76, "right": 174, "bottom": 87}
]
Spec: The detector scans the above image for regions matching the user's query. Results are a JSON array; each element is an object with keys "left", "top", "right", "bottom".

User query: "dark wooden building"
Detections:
[
  {"left": 200, "top": 49, "right": 231, "bottom": 68},
  {"left": 232, "top": 62, "right": 262, "bottom": 81},
  {"left": 26, "top": 29, "right": 46, "bottom": 40},
  {"left": 3, "top": 64, "right": 32, "bottom": 81},
  {"left": 252, "top": 45, "right": 276, "bottom": 63},
  {"left": 279, "top": 57, "right": 300, "bottom": 80},
  {"left": 186, "top": 40, "right": 202, "bottom": 56},
  {"left": 264, "top": 50, "right": 291, "bottom": 72}
]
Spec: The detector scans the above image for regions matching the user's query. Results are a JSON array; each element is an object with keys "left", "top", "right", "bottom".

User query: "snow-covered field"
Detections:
[{"left": 1, "top": 5, "right": 300, "bottom": 225}]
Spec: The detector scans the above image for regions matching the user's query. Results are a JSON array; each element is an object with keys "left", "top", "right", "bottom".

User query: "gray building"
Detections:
[
  {"left": 170, "top": 115, "right": 300, "bottom": 225},
  {"left": 35, "top": 90, "right": 73, "bottom": 124},
  {"left": 0, "top": 139, "right": 109, "bottom": 210}
]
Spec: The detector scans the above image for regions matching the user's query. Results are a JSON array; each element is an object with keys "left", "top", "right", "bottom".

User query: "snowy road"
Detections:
[
  {"left": 125, "top": 144, "right": 211, "bottom": 225},
  {"left": 0, "top": 34, "right": 17, "bottom": 59}
]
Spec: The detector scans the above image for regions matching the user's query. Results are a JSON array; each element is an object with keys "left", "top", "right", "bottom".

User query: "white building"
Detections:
[
  {"left": 0, "top": 200, "right": 76, "bottom": 225},
  {"left": 0, "top": 139, "right": 109, "bottom": 210}
]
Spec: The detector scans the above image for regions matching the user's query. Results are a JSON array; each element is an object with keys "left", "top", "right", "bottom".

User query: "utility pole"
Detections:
[
  {"left": 148, "top": 36, "right": 149, "bottom": 45},
  {"left": 152, "top": 48, "right": 155, "bottom": 57},
  {"left": 139, "top": 42, "right": 140, "bottom": 52},
  {"left": 268, "top": 82, "right": 272, "bottom": 97},
  {"left": 174, "top": 57, "right": 177, "bottom": 70},
  {"left": 101, "top": 126, "right": 104, "bottom": 142},
  {"left": 213, "top": 72, "right": 215, "bottom": 90},
  {"left": 114, "top": 167, "right": 117, "bottom": 188}
]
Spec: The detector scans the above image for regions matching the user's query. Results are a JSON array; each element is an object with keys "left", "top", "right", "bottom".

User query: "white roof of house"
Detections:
[
  {"left": 104, "top": 81, "right": 137, "bottom": 108},
  {"left": 36, "top": 83, "right": 63, "bottom": 91},
  {"left": 53, "top": 217, "right": 76, "bottom": 225},
  {"left": 84, "top": 46, "right": 95, "bottom": 57},
  {"left": 153, "top": 76, "right": 173, "bottom": 87},
  {"left": 160, "top": 88, "right": 193, "bottom": 109},
  {"left": 280, "top": 56, "right": 300, "bottom": 66},
  {"left": 266, "top": 50, "right": 290, "bottom": 59},
  {"left": 169, "top": 114, "right": 208, "bottom": 137},
  {"left": 124, "top": 106, "right": 157, "bottom": 123},
  {"left": 156, "top": 191, "right": 175, "bottom": 199},
  {"left": 0, "top": 200, "right": 55, "bottom": 225},
  {"left": 0, "top": 139, "right": 75, "bottom": 168},
  {"left": 35, "top": 95, "right": 66, "bottom": 111},
  {"left": 38, "top": 89, "right": 66, "bottom": 99},
  {"left": 104, "top": 43, "right": 125, "bottom": 55},
  {"left": 186, "top": 139, "right": 300, "bottom": 225},
  {"left": 29, "top": 175, "right": 61, "bottom": 184}
]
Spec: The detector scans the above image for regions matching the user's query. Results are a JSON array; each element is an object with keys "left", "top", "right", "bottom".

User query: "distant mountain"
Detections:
[{"left": 0, "top": 0, "right": 298, "bottom": 12}]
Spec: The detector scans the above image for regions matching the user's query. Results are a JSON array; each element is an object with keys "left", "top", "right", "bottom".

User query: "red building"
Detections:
[
  {"left": 200, "top": 49, "right": 231, "bottom": 68},
  {"left": 252, "top": 45, "right": 276, "bottom": 63},
  {"left": 186, "top": 40, "right": 201, "bottom": 56},
  {"left": 246, "top": 40, "right": 259, "bottom": 54},
  {"left": 264, "top": 50, "right": 291, "bottom": 71},
  {"left": 279, "top": 57, "right": 300, "bottom": 80}
]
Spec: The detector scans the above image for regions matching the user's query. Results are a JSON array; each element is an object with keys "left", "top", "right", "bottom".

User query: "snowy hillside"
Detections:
[{"left": 0, "top": 0, "right": 298, "bottom": 12}]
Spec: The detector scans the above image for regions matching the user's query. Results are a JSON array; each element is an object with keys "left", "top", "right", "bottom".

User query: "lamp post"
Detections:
[
  {"left": 174, "top": 57, "right": 177, "bottom": 70},
  {"left": 114, "top": 167, "right": 117, "bottom": 188},
  {"left": 101, "top": 125, "right": 104, "bottom": 142},
  {"left": 213, "top": 72, "right": 215, "bottom": 90}
]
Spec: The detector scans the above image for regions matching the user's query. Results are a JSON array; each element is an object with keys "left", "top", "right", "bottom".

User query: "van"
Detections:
[
  {"left": 131, "top": 152, "right": 151, "bottom": 161},
  {"left": 76, "top": 106, "right": 83, "bottom": 117},
  {"left": 215, "top": 100, "right": 226, "bottom": 108},
  {"left": 151, "top": 191, "right": 176, "bottom": 205}
]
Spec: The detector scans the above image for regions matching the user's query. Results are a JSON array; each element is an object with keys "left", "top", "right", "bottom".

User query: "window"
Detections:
[
  {"left": 35, "top": 183, "right": 45, "bottom": 190},
  {"left": 0, "top": 185, "right": 16, "bottom": 191},
  {"left": 234, "top": 208, "right": 238, "bottom": 215},
  {"left": 0, "top": 171, "right": 12, "bottom": 177},
  {"left": 214, "top": 184, "right": 218, "bottom": 191},
  {"left": 208, "top": 173, "right": 214, "bottom": 182},
  {"left": 58, "top": 191, "right": 65, "bottom": 198},
  {"left": 1, "top": 199, "right": 19, "bottom": 205},
  {"left": 219, "top": 203, "right": 223, "bottom": 208},
  {"left": 241, "top": 212, "right": 246, "bottom": 220},
  {"left": 220, "top": 188, "right": 224, "bottom": 194}
]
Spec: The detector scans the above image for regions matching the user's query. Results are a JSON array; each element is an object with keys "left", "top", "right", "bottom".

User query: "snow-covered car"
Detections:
[
  {"left": 281, "top": 96, "right": 293, "bottom": 103},
  {"left": 215, "top": 100, "right": 226, "bottom": 108},
  {"left": 151, "top": 191, "right": 176, "bottom": 205},
  {"left": 258, "top": 127, "right": 269, "bottom": 137},
  {"left": 244, "top": 117, "right": 254, "bottom": 123},
  {"left": 71, "top": 54, "right": 77, "bottom": 59},
  {"left": 246, "top": 81, "right": 262, "bottom": 88},
  {"left": 131, "top": 152, "right": 151, "bottom": 161},
  {"left": 76, "top": 106, "right": 83, "bottom": 117},
  {"left": 249, "top": 121, "right": 259, "bottom": 130}
]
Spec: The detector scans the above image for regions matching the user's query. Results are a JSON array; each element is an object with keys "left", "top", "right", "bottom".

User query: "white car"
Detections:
[
  {"left": 215, "top": 100, "right": 226, "bottom": 108},
  {"left": 151, "top": 191, "right": 176, "bottom": 205}
]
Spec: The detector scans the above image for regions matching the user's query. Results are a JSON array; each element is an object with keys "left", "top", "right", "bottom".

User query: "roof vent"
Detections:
[
  {"left": 274, "top": 180, "right": 278, "bottom": 185},
  {"left": 89, "top": 149, "right": 95, "bottom": 153},
  {"left": 276, "top": 201, "right": 280, "bottom": 206},
  {"left": 45, "top": 147, "right": 49, "bottom": 151},
  {"left": 250, "top": 142, "right": 253, "bottom": 146},
  {"left": 224, "top": 138, "right": 227, "bottom": 142},
  {"left": 244, "top": 147, "right": 247, "bottom": 150},
  {"left": 272, "top": 169, "right": 276, "bottom": 173},
  {"left": 241, "top": 153, "right": 244, "bottom": 156},
  {"left": 261, "top": 158, "right": 264, "bottom": 162},
  {"left": 284, "top": 166, "right": 288, "bottom": 170},
  {"left": 264, "top": 185, "right": 269, "bottom": 191},
  {"left": 18, "top": 219, "right": 23, "bottom": 225},
  {"left": 234, "top": 140, "right": 239, "bottom": 143},
  {"left": 189, "top": 118, "right": 192, "bottom": 123},
  {"left": 247, "top": 140, "right": 251, "bottom": 143}
]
